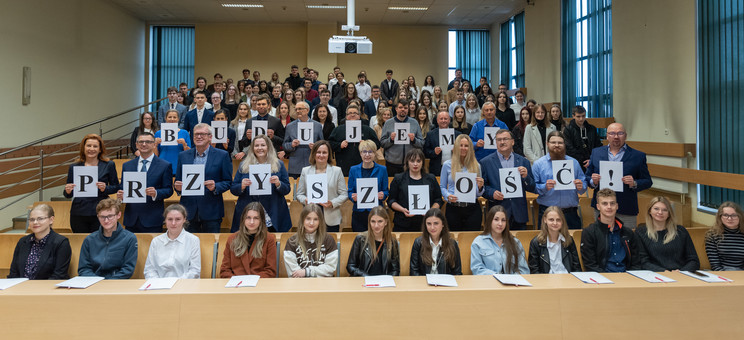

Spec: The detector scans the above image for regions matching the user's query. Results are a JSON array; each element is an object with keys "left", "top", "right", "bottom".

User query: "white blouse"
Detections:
[{"left": 144, "top": 230, "right": 201, "bottom": 279}]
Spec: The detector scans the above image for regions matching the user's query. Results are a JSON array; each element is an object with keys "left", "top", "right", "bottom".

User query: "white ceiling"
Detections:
[{"left": 108, "top": 0, "right": 526, "bottom": 27}]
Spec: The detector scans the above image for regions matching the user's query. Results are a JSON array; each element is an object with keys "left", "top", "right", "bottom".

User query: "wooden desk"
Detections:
[{"left": 1, "top": 273, "right": 743, "bottom": 339}]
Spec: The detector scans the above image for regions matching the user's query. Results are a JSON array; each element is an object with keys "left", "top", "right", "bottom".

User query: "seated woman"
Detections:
[
  {"left": 78, "top": 199, "right": 138, "bottom": 279},
  {"left": 440, "top": 134, "right": 484, "bottom": 231},
  {"left": 154, "top": 109, "right": 191, "bottom": 176},
  {"left": 705, "top": 202, "right": 744, "bottom": 271},
  {"left": 471, "top": 206, "right": 529, "bottom": 275},
  {"left": 388, "top": 148, "right": 443, "bottom": 232},
  {"left": 409, "top": 208, "right": 462, "bottom": 276},
  {"left": 295, "top": 141, "right": 348, "bottom": 232},
  {"left": 347, "top": 140, "right": 389, "bottom": 232},
  {"left": 283, "top": 204, "right": 338, "bottom": 277},
  {"left": 528, "top": 206, "right": 581, "bottom": 274},
  {"left": 636, "top": 197, "right": 699, "bottom": 271},
  {"left": 143, "top": 204, "right": 201, "bottom": 279},
  {"left": 347, "top": 206, "right": 400, "bottom": 276},
  {"left": 220, "top": 202, "right": 277, "bottom": 278},
  {"left": 230, "top": 135, "right": 291, "bottom": 233},
  {"left": 8, "top": 204, "right": 71, "bottom": 279}
]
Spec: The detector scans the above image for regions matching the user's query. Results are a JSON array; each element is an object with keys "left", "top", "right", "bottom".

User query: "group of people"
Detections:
[{"left": 7, "top": 66, "right": 741, "bottom": 280}]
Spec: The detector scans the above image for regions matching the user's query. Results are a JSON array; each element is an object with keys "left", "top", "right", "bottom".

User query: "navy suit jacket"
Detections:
[
  {"left": 480, "top": 152, "right": 536, "bottom": 224},
  {"left": 157, "top": 102, "right": 188, "bottom": 126},
  {"left": 585, "top": 145, "right": 652, "bottom": 216},
  {"left": 176, "top": 146, "right": 232, "bottom": 220},
  {"left": 364, "top": 98, "right": 380, "bottom": 117},
  {"left": 120, "top": 156, "right": 173, "bottom": 228},
  {"left": 423, "top": 127, "right": 461, "bottom": 177},
  {"left": 182, "top": 108, "right": 215, "bottom": 135}
]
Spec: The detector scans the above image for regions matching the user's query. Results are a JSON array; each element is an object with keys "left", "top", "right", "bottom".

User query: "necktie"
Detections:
[
  {"left": 171, "top": 103, "right": 175, "bottom": 109},
  {"left": 141, "top": 159, "right": 149, "bottom": 172}
]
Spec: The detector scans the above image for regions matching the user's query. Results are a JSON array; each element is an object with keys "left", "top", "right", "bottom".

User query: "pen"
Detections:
[
  {"left": 236, "top": 281, "right": 242, "bottom": 287},
  {"left": 145, "top": 284, "right": 151, "bottom": 290},
  {"left": 717, "top": 276, "right": 730, "bottom": 282},
  {"left": 654, "top": 276, "right": 664, "bottom": 282},
  {"left": 590, "top": 278, "right": 599, "bottom": 284},
  {"left": 364, "top": 284, "right": 379, "bottom": 287}
]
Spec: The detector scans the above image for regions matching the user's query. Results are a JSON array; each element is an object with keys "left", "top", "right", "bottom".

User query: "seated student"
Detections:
[
  {"left": 283, "top": 204, "right": 339, "bottom": 277},
  {"left": 636, "top": 197, "right": 699, "bottom": 271},
  {"left": 388, "top": 148, "right": 443, "bottom": 232},
  {"left": 410, "top": 208, "right": 462, "bottom": 276},
  {"left": 580, "top": 188, "right": 641, "bottom": 272},
  {"left": 528, "top": 206, "right": 581, "bottom": 274},
  {"left": 471, "top": 206, "right": 529, "bottom": 275},
  {"left": 78, "top": 199, "right": 138, "bottom": 279},
  {"left": 220, "top": 202, "right": 278, "bottom": 278},
  {"left": 705, "top": 201, "right": 744, "bottom": 271},
  {"left": 7, "top": 204, "right": 71, "bottom": 280},
  {"left": 154, "top": 109, "right": 191, "bottom": 176},
  {"left": 346, "top": 206, "right": 401, "bottom": 276},
  {"left": 144, "top": 204, "right": 201, "bottom": 279}
]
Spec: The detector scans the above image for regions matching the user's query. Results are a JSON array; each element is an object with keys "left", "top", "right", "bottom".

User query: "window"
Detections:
[
  {"left": 500, "top": 13, "right": 525, "bottom": 89},
  {"left": 448, "top": 30, "right": 457, "bottom": 81},
  {"left": 452, "top": 30, "right": 491, "bottom": 89},
  {"left": 149, "top": 26, "right": 195, "bottom": 112},
  {"left": 561, "top": 0, "right": 612, "bottom": 118}
]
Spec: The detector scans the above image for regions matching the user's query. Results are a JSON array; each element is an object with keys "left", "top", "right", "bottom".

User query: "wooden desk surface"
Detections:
[{"left": 2, "top": 273, "right": 743, "bottom": 339}]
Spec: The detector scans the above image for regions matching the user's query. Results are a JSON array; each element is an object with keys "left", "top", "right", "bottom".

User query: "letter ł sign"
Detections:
[{"left": 408, "top": 185, "right": 430, "bottom": 215}]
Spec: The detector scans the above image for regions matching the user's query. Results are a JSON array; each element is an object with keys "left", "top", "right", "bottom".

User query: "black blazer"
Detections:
[
  {"left": 409, "top": 236, "right": 462, "bottom": 276},
  {"left": 527, "top": 236, "right": 581, "bottom": 273},
  {"left": 63, "top": 160, "right": 119, "bottom": 216},
  {"left": 380, "top": 79, "right": 399, "bottom": 103},
  {"left": 8, "top": 230, "right": 71, "bottom": 279}
]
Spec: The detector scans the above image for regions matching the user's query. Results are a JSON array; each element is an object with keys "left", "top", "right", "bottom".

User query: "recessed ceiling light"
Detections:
[
  {"left": 221, "top": 3, "right": 263, "bottom": 8},
  {"left": 307, "top": 5, "right": 347, "bottom": 9},
  {"left": 388, "top": 7, "right": 428, "bottom": 11}
]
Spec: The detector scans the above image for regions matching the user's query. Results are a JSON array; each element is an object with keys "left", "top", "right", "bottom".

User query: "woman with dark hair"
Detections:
[
  {"left": 409, "top": 208, "right": 462, "bottom": 276},
  {"left": 523, "top": 104, "right": 556, "bottom": 164},
  {"left": 637, "top": 196, "right": 699, "bottom": 271},
  {"left": 387, "top": 148, "right": 443, "bottom": 232},
  {"left": 477, "top": 83, "right": 494, "bottom": 107},
  {"left": 295, "top": 141, "right": 348, "bottom": 232},
  {"left": 337, "top": 82, "right": 360, "bottom": 121},
  {"left": 347, "top": 206, "right": 400, "bottom": 276},
  {"left": 220, "top": 202, "right": 277, "bottom": 278},
  {"left": 495, "top": 92, "right": 516, "bottom": 130},
  {"left": 549, "top": 104, "right": 567, "bottom": 133},
  {"left": 313, "top": 104, "right": 336, "bottom": 140},
  {"left": 257, "top": 80, "right": 269, "bottom": 94},
  {"left": 130, "top": 112, "right": 159, "bottom": 156},
  {"left": 63, "top": 134, "right": 119, "bottom": 233},
  {"left": 145, "top": 204, "right": 201, "bottom": 279},
  {"left": 451, "top": 105, "right": 472, "bottom": 135},
  {"left": 511, "top": 106, "right": 532, "bottom": 156},
  {"left": 421, "top": 75, "right": 436, "bottom": 96},
  {"left": 471, "top": 205, "right": 529, "bottom": 275},
  {"left": 283, "top": 204, "right": 338, "bottom": 277},
  {"left": 188, "top": 76, "right": 207, "bottom": 103},
  {"left": 8, "top": 204, "right": 71, "bottom": 279},
  {"left": 705, "top": 201, "right": 744, "bottom": 271},
  {"left": 528, "top": 206, "right": 581, "bottom": 273}
]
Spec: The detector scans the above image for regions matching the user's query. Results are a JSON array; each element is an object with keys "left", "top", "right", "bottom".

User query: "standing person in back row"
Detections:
[
  {"left": 380, "top": 69, "right": 399, "bottom": 106},
  {"left": 585, "top": 122, "right": 652, "bottom": 229},
  {"left": 470, "top": 102, "right": 508, "bottom": 161},
  {"left": 285, "top": 65, "right": 303, "bottom": 90},
  {"left": 379, "top": 99, "right": 424, "bottom": 176}
]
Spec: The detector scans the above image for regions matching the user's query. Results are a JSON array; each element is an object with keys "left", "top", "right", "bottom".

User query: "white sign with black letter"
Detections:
[
  {"left": 439, "top": 128, "right": 455, "bottom": 152},
  {"left": 499, "top": 167, "right": 523, "bottom": 199},
  {"left": 297, "top": 122, "right": 314, "bottom": 145},
  {"left": 600, "top": 161, "right": 624, "bottom": 192},
  {"left": 72, "top": 166, "right": 98, "bottom": 198},
  {"left": 408, "top": 185, "right": 430, "bottom": 215},
  {"left": 346, "top": 120, "right": 362, "bottom": 143},
  {"left": 552, "top": 160, "right": 574, "bottom": 191},
  {"left": 211, "top": 121, "right": 228, "bottom": 144},
  {"left": 181, "top": 164, "right": 205, "bottom": 196},
  {"left": 249, "top": 164, "right": 272, "bottom": 195},
  {"left": 160, "top": 123, "right": 178, "bottom": 146},
  {"left": 122, "top": 171, "right": 147, "bottom": 203},
  {"left": 484, "top": 127, "right": 499, "bottom": 149},
  {"left": 454, "top": 172, "right": 477, "bottom": 204},
  {"left": 394, "top": 123, "right": 410, "bottom": 145},
  {"left": 251, "top": 120, "right": 268, "bottom": 138},
  {"left": 306, "top": 173, "right": 328, "bottom": 204},
  {"left": 355, "top": 178, "right": 378, "bottom": 209}
]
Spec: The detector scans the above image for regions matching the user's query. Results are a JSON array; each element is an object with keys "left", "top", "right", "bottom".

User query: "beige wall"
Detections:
[
  {"left": 524, "top": 0, "right": 561, "bottom": 102},
  {"left": 195, "top": 23, "right": 448, "bottom": 90}
]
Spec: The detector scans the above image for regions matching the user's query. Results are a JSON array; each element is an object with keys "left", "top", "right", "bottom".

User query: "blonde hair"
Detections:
[
  {"left": 644, "top": 196, "right": 678, "bottom": 244},
  {"left": 450, "top": 134, "right": 479, "bottom": 176},
  {"left": 358, "top": 140, "right": 377, "bottom": 153},
  {"left": 239, "top": 135, "right": 280, "bottom": 173},
  {"left": 230, "top": 102, "right": 251, "bottom": 127},
  {"left": 536, "top": 206, "right": 573, "bottom": 247},
  {"left": 296, "top": 204, "right": 328, "bottom": 262}
]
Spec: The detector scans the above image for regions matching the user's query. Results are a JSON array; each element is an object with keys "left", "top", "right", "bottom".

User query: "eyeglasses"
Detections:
[
  {"left": 137, "top": 140, "right": 154, "bottom": 145},
  {"left": 722, "top": 214, "right": 740, "bottom": 220},
  {"left": 607, "top": 132, "right": 626, "bottom": 137},
  {"left": 98, "top": 214, "right": 117, "bottom": 221},
  {"left": 28, "top": 217, "right": 49, "bottom": 223},
  {"left": 495, "top": 138, "right": 513, "bottom": 142},
  {"left": 361, "top": 150, "right": 374, "bottom": 155},
  {"left": 194, "top": 133, "right": 211, "bottom": 138}
]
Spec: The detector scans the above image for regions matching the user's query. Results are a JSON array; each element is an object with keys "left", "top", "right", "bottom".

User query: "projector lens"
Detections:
[{"left": 345, "top": 42, "right": 357, "bottom": 53}]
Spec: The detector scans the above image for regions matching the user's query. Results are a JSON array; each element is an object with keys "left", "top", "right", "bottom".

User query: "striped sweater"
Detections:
[{"left": 705, "top": 227, "right": 744, "bottom": 271}]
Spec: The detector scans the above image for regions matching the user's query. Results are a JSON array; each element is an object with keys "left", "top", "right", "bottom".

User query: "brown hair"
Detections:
[
  {"left": 419, "top": 208, "right": 457, "bottom": 267},
  {"left": 95, "top": 198, "right": 121, "bottom": 214},
  {"left": 232, "top": 202, "right": 269, "bottom": 258},
  {"left": 482, "top": 206, "right": 522, "bottom": 273},
  {"left": 77, "top": 134, "right": 109, "bottom": 163},
  {"left": 309, "top": 140, "right": 335, "bottom": 166}
]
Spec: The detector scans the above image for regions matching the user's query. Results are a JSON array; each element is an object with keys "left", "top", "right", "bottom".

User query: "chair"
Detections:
[
  {"left": 579, "top": 196, "right": 595, "bottom": 228},
  {"left": 195, "top": 233, "right": 218, "bottom": 278},
  {"left": 686, "top": 227, "right": 710, "bottom": 270},
  {"left": 339, "top": 232, "right": 360, "bottom": 276},
  {"left": 397, "top": 232, "right": 419, "bottom": 276},
  {"left": 62, "top": 233, "right": 88, "bottom": 277},
  {"left": 570, "top": 229, "right": 583, "bottom": 271},
  {"left": 339, "top": 201, "right": 354, "bottom": 232},
  {"left": 456, "top": 231, "right": 480, "bottom": 275},
  {"left": 215, "top": 233, "right": 232, "bottom": 278},
  {"left": 131, "top": 233, "right": 154, "bottom": 279},
  {"left": 514, "top": 230, "right": 539, "bottom": 259},
  {"left": 0, "top": 234, "right": 26, "bottom": 277}
]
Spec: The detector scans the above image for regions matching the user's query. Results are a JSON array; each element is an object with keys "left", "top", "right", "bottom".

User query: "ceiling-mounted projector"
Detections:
[
  {"left": 328, "top": 36, "right": 373, "bottom": 54},
  {"left": 328, "top": 0, "right": 372, "bottom": 54}
]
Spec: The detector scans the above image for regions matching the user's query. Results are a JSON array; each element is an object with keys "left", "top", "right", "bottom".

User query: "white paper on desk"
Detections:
[
  {"left": 627, "top": 270, "right": 676, "bottom": 283},
  {"left": 551, "top": 160, "right": 575, "bottom": 191},
  {"left": 599, "top": 161, "right": 623, "bottom": 192},
  {"left": 225, "top": 275, "right": 260, "bottom": 288},
  {"left": 160, "top": 123, "right": 179, "bottom": 146},
  {"left": 139, "top": 277, "right": 179, "bottom": 290},
  {"left": 73, "top": 166, "right": 98, "bottom": 198},
  {"left": 499, "top": 167, "right": 523, "bottom": 199},
  {"left": 55, "top": 276, "right": 104, "bottom": 289},
  {"left": 493, "top": 274, "right": 533, "bottom": 286},
  {"left": 0, "top": 278, "right": 28, "bottom": 290},
  {"left": 426, "top": 274, "right": 458, "bottom": 287},
  {"left": 364, "top": 275, "right": 396, "bottom": 288},
  {"left": 249, "top": 164, "right": 272, "bottom": 196},
  {"left": 680, "top": 270, "right": 733, "bottom": 283},
  {"left": 572, "top": 271, "right": 614, "bottom": 284}
]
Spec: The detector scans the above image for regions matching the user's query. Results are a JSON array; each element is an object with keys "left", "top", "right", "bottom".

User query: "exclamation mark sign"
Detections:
[{"left": 608, "top": 170, "right": 614, "bottom": 187}]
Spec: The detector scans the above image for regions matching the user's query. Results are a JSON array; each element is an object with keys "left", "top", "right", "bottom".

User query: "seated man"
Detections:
[
  {"left": 580, "top": 188, "right": 641, "bottom": 272},
  {"left": 78, "top": 198, "right": 138, "bottom": 279}
]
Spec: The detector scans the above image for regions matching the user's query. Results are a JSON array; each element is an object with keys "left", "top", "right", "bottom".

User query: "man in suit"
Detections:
[
  {"left": 380, "top": 69, "right": 399, "bottom": 106},
  {"left": 182, "top": 91, "right": 214, "bottom": 138},
  {"left": 157, "top": 86, "right": 188, "bottom": 125},
  {"left": 237, "top": 94, "right": 286, "bottom": 159},
  {"left": 283, "top": 102, "right": 324, "bottom": 178},
  {"left": 117, "top": 132, "right": 173, "bottom": 233},
  {"left": 175, "top": 123, "right": 232, "bottom": 233},
  {"left": 480, "top": 129, "right": 535, "bottom": 230},
  {"left": 424, "top": 111, "right": 460, "bottom": 177},
  {"left": 206, "top": 73, "right": 223, "bottom": 94},
  {"left": 364, "top": 85, "right": 382, "bottom": 119},
  {"left": 585, "top": 123, "right": 652, "bottom": 229},
  {"left": 447, "top": 69, "right": 469, "bottom": 90}
]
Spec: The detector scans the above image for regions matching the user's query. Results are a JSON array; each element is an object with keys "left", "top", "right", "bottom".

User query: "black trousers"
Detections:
[
  {"left": 70, "top": 215, "right": 99, "bottom": 233},
  {"left": 445, "top": 203, "right": 483, "bottom": 231}
]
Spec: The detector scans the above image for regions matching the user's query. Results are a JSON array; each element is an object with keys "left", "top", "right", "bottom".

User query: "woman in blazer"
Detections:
[
  {"left": 8, "top": 204, "right": 71, "bottom": 280},
  {"left": 220, "top": 202, "right": 277, "bottom": 278},
  {"left": 528, "top": 206, "right": 581, "bottom": 273},
  {"left": 347, "top": 206, "right": 400, "bottom": 276},
  {"left": 63, "top": 134, "right": 120, "bottom": 233},
  {"left": 522, "top": 104, "right": 556, "bottom": 164},
  {"left": 347, "top": 140, "right": 389, "bottom": 232},
  {"left": 295, "top": 140, "right": 348, "bottom": 232},
  {"left": 410, "top": 208, "right": 462, "bottom": 276},
  {"left": 387, "top": 149, "right": 443, "bottom": 232}
]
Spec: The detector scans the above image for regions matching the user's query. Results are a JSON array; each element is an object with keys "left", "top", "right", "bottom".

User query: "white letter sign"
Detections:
[
  {"left": 249, "top": 164, "right": 272, "bottom": 196},
  {"left": 181, "top": 164, "right": 205, "bottom": 196},
  {"left": 211, "top": 121, "right": 228, "bottom": 144},
  {"left": 297, "top": 122, "right": 314, "bottom": 145},
  {"left": 306, "top": 173, "right": 328, "bottom": 204},
  {"left": 408, "top": 185, "right": 430, "bottom": 215},
  {"left": 346, "top": 120, "right": 362, "bottom": 143},
  {"left": 394, "top": 123, "right": 410, "bottom": 144},
  {"left": 73, "top": 166, "right": 98, "bottom": 198},
  {"left": 122, "top": 171, "right": 147, "bottom": 203},
  {"left": 356, "top": 178, "right": 378, "bottom": 209},
  {"left": 160, "top": 123, "right": 178, "bottom": 146},
  {"left": 484, "top": 127, "right": 499, "bottom": 149},
  {"left": 600, "top": 161, "right": 624, "bottom": 192},
  {"left": 454, "top": 172, "right": 477, "bottom": 204},
  {"left": 499, "top": 167, "right": 523, "bottom": 199},
  {"left": 251, "top": 120, "right": 268, "bottom": 138},
  {"left": 552, "top": 160, "right": 574, "bottom": 191}
]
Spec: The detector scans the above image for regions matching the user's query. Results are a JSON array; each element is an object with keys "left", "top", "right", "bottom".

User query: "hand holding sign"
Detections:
[
  {"left": 394, "top": 123, "right": 410, "bottom": 144},
  {"left": 599, "top": 161, "right": 624, "bottom": 192},
  {"left": 249, "top": 164, "right": 272, "bottom": 195},
  {"left": 251, "top": 120, "right": 268, "bottom": 139},
  {"left": 297, "top": 122, "right": 314, "bottom": 145},
  {"left": 551, "top": 160, "right": 575, "bottom": 191},
  {"left": 454, "top": 172, "right": 477, "bottom": 204},
  {"left": 181, "top": 164, "right": 205, "bottom": 196},
  {"left": 484, "top": 127, "right": 499, "bottom": 149},
  {"left": 306, "top": 173, "right": 328, "bottom": 204},
  {"left": 499, "top": 167, "right": 523, "bottom": 199},
  {"left": 72, "top": 166, "right": 98, "bottom": 198},
  {"left": 356, "top": 178, "right": 378, "bottom": 209},
  {"left": 346, "top": 120, "right": 362, "bottom": 143},
  {"left": 408, "top": 185, "right": 430, "bottom": 215},
  {"left": 122, "top": 172, "right": 147, "bottom": 203}
]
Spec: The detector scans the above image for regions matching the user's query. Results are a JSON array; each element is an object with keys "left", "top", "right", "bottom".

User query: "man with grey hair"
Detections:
[
  {"left": 470, "top": 101, "right": 508, "bottom": 161},
  {"left": 379, "top": 99, "right": 424, "bottom": 176},
  {"left": 424, "top": 111, "right": 460, "bottom": 177},
  {"left": 282, "top": 101, "right": 323, "bottom": 178}
]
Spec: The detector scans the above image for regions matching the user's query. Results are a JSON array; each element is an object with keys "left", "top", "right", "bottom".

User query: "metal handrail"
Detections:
[{"left": 0, "top": 97, "right": 166, "bottom": 158}]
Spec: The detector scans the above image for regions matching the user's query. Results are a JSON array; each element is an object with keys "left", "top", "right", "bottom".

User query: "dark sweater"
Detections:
[
  {"left": 705, "top": 227, "right": 744, "bottom": 271},
  {"left": 636, "top": 225, "right": 700, "bottom": 271}
]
